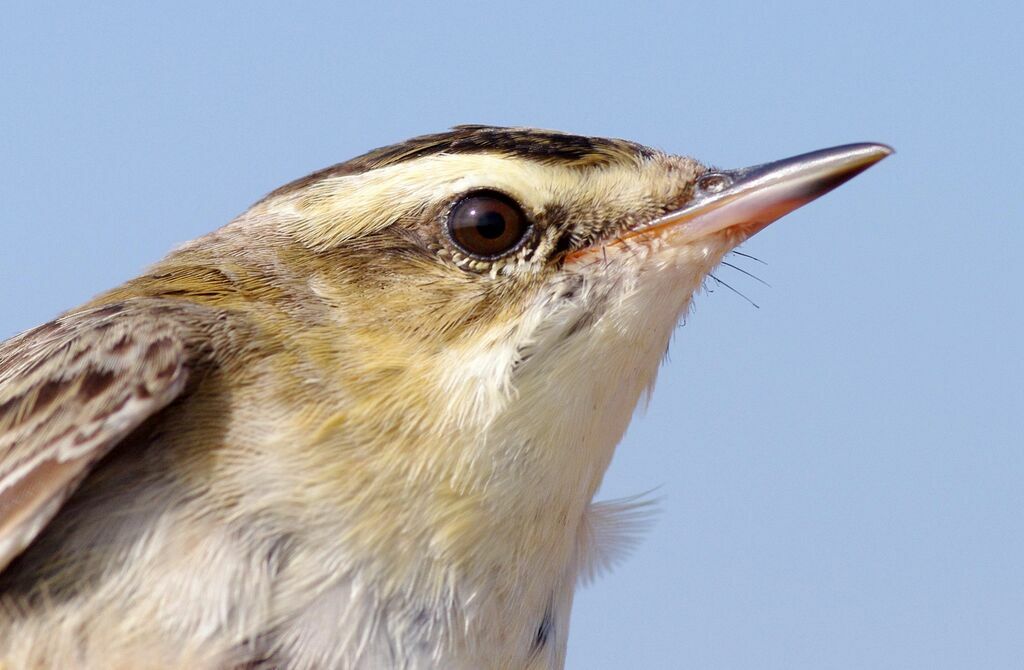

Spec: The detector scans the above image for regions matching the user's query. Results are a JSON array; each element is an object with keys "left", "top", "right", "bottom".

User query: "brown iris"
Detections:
[{"left": 447, "top": 191, "right": 530, "bottom": 259}]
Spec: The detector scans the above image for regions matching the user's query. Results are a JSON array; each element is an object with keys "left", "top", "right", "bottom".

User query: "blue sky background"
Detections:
[{"left": 1, "top": 2, "right": 1020, "bottom": 668}]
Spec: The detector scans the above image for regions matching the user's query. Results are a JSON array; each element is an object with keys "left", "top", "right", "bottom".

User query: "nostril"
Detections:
[{"left": 697, "top": 173, "right": 731, "bottom": 194}]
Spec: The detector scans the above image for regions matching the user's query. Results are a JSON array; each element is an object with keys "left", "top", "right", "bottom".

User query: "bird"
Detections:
[{"left": 0, "top": 126, "right": 890, "bottom": 669}]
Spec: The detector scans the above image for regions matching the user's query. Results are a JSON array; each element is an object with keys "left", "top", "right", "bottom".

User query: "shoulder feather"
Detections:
[{"left": 0, "top": 303, "right": 195, "bottom": 572}]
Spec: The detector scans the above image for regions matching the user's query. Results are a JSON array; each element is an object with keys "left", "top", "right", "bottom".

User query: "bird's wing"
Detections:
[{"left": 0, "top": 303, "right": 192, "bottom": 572}]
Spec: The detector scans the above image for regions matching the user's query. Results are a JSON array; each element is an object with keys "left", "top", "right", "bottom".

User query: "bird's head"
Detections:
[{"left": 149, "top": 126, "right": 889, "bottom": 524}]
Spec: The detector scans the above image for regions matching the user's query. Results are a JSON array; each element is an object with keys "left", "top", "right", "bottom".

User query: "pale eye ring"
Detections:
[{"left": 446, "top": 190, "right": 531, "bottom": 259}]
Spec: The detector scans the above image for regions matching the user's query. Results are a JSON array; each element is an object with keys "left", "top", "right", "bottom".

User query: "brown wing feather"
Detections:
[{"left": 0, "top": 304, "right": 191, "bottom": 572}]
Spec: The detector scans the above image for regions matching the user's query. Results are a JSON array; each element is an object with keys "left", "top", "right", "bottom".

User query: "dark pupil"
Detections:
[{"left": 475, "top": 210, "right": 507, "bottom": 239}]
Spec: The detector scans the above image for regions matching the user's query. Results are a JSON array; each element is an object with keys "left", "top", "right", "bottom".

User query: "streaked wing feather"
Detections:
[{"left": 0, "top": 305, "right": 191, "bottom": 572}]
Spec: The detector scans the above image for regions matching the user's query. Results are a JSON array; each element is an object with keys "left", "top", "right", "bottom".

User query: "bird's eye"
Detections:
[{"left": 447, "top": 191, "right": 530, "bottom": 259}]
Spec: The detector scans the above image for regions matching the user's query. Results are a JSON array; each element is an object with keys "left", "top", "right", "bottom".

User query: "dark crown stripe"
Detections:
[{"left": 262, "top": 126, "right": 652, "bottom": 201}]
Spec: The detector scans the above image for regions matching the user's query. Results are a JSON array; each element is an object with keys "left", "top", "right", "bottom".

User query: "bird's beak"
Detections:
[{"left": 626, "top": 143, "right": 893, "bottom": 246}]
